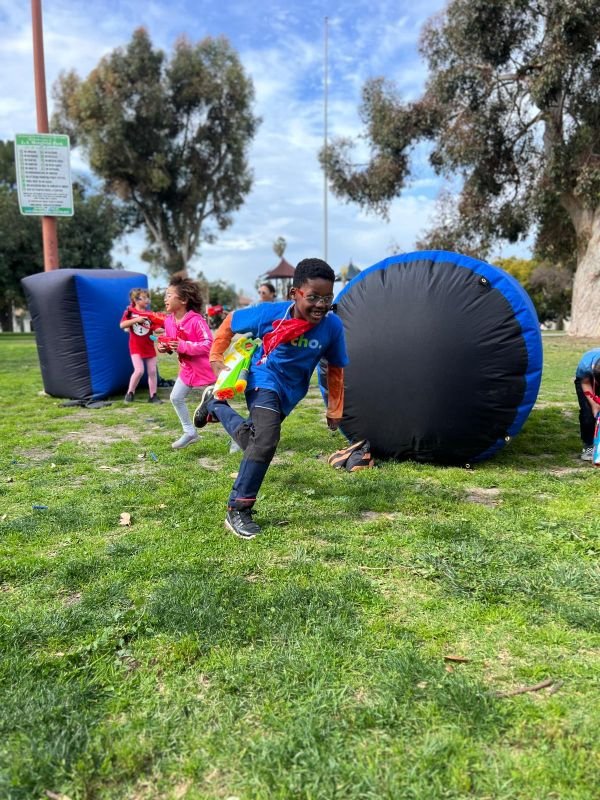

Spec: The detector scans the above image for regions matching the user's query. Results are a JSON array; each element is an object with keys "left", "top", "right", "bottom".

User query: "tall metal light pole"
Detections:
[
  {"left": 323, "top": 16, "right": 329, "bottom": 264},
  {"left": 31, "top": 0, "right": 59, "bottom": 270}
]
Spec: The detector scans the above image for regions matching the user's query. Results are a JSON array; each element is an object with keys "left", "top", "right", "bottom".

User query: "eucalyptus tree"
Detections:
[
  {"left": 53, "top": 28, "right": 259, "bottom": 275},
  {"left": 322, "top": 1, "right": 600, "bottom": 334}
]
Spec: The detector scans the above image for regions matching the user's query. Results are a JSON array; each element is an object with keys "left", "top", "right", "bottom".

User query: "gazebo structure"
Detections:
[{"left": 261, "top": 257, "right": 295, "bottom": 299}]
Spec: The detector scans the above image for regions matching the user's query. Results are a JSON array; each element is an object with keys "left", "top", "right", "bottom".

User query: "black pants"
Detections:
[
  {"left": 574, "top": 378, "right": 596, "bottom": 446},
  {"left": 209, "top": 388, "right": 284, "bottom": 509}
]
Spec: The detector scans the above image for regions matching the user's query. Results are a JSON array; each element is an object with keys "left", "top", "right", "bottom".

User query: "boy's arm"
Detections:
[
  {"left": 209, "top": 313, "right": 235, "bottom": 377},
  {"left": 326, "top": 365, "right": 344, "bottom": 430},
  {"left": 581, "top": 377, "right": 600, "bottom": 416}
]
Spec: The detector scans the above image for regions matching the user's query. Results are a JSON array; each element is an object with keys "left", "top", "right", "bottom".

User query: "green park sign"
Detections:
[{"left": 15, "top": 133, "right": 74, "bottom": 216}]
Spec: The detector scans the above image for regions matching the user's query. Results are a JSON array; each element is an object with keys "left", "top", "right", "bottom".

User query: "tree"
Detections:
[
  {"left": 0, "top": 141, "right": 126, "bottom": 331},
  {"left": 321, "top": 1, "right": 600, "bottom": 335},
  {"left": 496, "top": 256, "right": 572, "bottom": 328},
  {"left": 273, "top": 236, "right": 287, "bottom": 258},
  {"left": 52, "top": 28, "right": 259, "bottom": 275},
  {"left": 208, "top": 279, "right": 238, "bottom": 308}
]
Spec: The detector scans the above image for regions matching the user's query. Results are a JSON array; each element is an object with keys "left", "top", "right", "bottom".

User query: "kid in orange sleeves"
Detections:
[{"left": 193, "top": 258, "right": 347, "bottom": 538}]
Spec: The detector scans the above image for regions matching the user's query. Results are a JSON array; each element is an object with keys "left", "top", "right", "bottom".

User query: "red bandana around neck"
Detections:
[{"left": 258, "top": 315, "right": 315, "bottom": 363}]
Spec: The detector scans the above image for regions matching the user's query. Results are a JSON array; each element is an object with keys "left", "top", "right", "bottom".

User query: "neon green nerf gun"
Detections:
[{"left": 214, "top": 337, "right": 260, "bottom": 400}]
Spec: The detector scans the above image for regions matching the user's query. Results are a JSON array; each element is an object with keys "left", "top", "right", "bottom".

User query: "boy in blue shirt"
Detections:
[
  {"left": 193, "top": 258, "right": 348, "bottom": 538},
  {"left": 574, "top": 348, "right": 600, "bottom": 460}
]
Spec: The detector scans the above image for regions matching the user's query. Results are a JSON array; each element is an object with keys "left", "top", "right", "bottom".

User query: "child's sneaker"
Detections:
[
  {"left": 345, "top": 440, "right": 375, "bottom": 471},
  {"left": 229, "top": 439, "right": 242, "bottom": 454},
  {"left": 580, "top": 446, "right": 594, "bottom": 461},
  {"left": 148, "top": 394, "right": 163, "bottom": 404},
  {"left": 225, "top": 508, "right": 261, "bottom": 539},
  {"left": 193, "top": 386, "right": 215, "bottom": 428},
  {"left": 124, "top": 392, "right": 135, "bottom": 403},
  {"left": 327, "top": 439, "right": 366, "bottom": 469},
  {"left": 172, "top": 432, "right": 200, "bottom": 449}
]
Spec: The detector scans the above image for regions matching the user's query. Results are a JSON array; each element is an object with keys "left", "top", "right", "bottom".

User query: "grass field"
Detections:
[{"left": 0, "top": 332, "right": 599, "bottom": 800}]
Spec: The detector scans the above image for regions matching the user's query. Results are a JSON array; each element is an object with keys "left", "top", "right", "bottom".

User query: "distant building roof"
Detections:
[
  {"left": 237, "top": 293, "right": 253, "bottom": 308},
  {"left": 264, "top": 258, "right": 295, "bottom": 279}
]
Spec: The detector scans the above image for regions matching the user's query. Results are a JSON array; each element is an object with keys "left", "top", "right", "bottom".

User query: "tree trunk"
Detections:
[{"left": 568, "top": 210, "right": 600, "bottom": 337}]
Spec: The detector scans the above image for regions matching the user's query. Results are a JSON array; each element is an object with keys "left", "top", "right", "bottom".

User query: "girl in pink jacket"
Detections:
[{"left": 158, "top": 274, "right": 215, "bottom": 449}]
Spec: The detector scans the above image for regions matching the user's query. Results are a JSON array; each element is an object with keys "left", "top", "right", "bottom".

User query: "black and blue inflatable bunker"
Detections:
[
  {"left": 22, "top": 269, "right": 148, "bottom": 401},
  {"left": 326, "top": 250, "right": 543, "bottom": 465}
]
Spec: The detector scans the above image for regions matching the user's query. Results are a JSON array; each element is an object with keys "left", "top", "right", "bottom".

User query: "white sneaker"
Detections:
[
  {"left": 229, "top": 439, "right": 242, "bottom": 454},
  {"left": 580, "top": 446, "right": 594, "bottom": 461},
  {"left": 172, "top": 432, "right": 200, "bottom": 449}
]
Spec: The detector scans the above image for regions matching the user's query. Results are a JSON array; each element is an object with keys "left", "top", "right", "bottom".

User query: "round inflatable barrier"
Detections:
[{"left": 324, "top": 250, "right": 542, "bottom": 465}]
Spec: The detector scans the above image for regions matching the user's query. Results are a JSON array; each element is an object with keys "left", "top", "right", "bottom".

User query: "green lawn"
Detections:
[{"left": 0, "top": 332, "right": 599, "bottom": 800}]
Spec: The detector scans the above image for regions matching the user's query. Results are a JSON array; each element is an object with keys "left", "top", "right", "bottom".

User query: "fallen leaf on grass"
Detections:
[
  {"left": 119, "top": 512, "right": 132, "bottom": 526},
  {"left": 494, "top": 678, "right": 556, "bottom": 698},
  {"left": 1, "top": 514, "right": 7, "bottom": 521},
  {"left": 444, "top": 654, "right": 470, "bottom": 663},
  {"left": 45, "top": 791, "right": 72, "bottom": 800},
  {"left": 230, "top": 472, "right": 239, "bottom": 479},
  {"left": 6, "top": 477, "right": 14, "bottom": 483}
]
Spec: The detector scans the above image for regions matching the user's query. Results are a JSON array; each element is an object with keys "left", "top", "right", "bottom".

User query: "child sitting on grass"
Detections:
[
  {"left": 193, "top": 258, "right": 348, "bottom": 539},
  {"left": 574, "top": 348, "right": 600, "bottom": 461},
  {"left": 158, "top": 273, "right": 214, "bottom": 450}
]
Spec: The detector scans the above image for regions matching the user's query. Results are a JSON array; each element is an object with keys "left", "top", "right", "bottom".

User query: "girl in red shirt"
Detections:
[{"left": 119, "top": 288, "right": 162, "bottom": 404}]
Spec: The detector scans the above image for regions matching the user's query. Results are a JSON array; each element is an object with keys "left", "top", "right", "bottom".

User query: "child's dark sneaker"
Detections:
[
  {"left": 124, "top": 392, "right": 135, "bottom": 403},
  {"left": 345, "top": 440, "right": 374, "bottom": 471},
  {"left": 327, "top": 439, "right": 366, "bottom": 469},
  {"left": 225, "top": 508, "right": 261, "bottom": 539},
  {"left": 193, "top": 385, "right": 215, "bottom": 428},
  {"left": 148, "top": 394, "right": 163, "bottom": 404}
]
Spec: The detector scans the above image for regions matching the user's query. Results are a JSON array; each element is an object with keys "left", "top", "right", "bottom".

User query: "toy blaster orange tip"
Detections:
[
  {"left": 215, "top": 387, "right": 235, "bottom": 400},
  {"left": 234, "top": 379, "right": 248, "bottom": 393}
]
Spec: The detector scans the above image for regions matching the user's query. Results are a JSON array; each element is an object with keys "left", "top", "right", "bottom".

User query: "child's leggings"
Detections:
[
  {"left": 170, "top": 378, "right": 212, "bottom": 435},
  {"left": 128, "top": 354, "right": 157, "bottom": 396},
  {"left": 208, "top": 388, "right": 284, "bottom": 509}
]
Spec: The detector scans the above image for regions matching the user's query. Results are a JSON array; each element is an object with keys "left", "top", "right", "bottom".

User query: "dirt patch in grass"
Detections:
[
  {"left": 548, "top": 467, "right": 589, "bottom": 476},
  {"left": 361, "top": 511, "right": 399, "bottom": 521},
  {"left": 464, "top": 487, "right": 501, "bottom": 506},
  {"left": 14, "top": 446, "right": 54, "bottom": 462},
  {"left": 63, "top": 423, "right": 138, "bottom": 447},
  {"left": 197, "top": 457, "right": 221, "bottom": 471},
  {"left": 271, "top": 449, "right": 296, "bottom": 465}
]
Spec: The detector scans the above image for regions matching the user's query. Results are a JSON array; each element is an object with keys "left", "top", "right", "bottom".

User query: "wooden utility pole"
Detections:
[
  {"left": 31, "top": 0, "right": 59, "bottom": 270},
  {"left": 323, "top": 16, "right": 329, "bottom": 264}
]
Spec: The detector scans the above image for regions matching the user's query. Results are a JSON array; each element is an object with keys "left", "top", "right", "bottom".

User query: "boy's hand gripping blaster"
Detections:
[{"left": 214, "top": 337, "right": 260, "bottom": 400}]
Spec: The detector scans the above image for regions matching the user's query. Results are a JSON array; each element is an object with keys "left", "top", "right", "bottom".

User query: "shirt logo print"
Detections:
[{"left": 290, "top": 334, "right": 321, "bottom": 350}]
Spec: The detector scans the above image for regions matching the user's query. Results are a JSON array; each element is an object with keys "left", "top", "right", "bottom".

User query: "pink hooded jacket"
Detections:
[{"left": 164, "top": 310, "right": 215, "bottom": 387}]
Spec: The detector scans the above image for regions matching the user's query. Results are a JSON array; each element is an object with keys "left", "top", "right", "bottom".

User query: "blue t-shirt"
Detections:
[
  {"left": 576, "top": 348, "right": 600, "bottom": 379},
  {"left": 230, "top": 301, "right": 348, "bottom": 416}
]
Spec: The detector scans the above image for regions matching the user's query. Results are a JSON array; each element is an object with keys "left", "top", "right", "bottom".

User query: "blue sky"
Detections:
[{"left": 0, "top": 0, "right": 526, "bottom": 295}]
